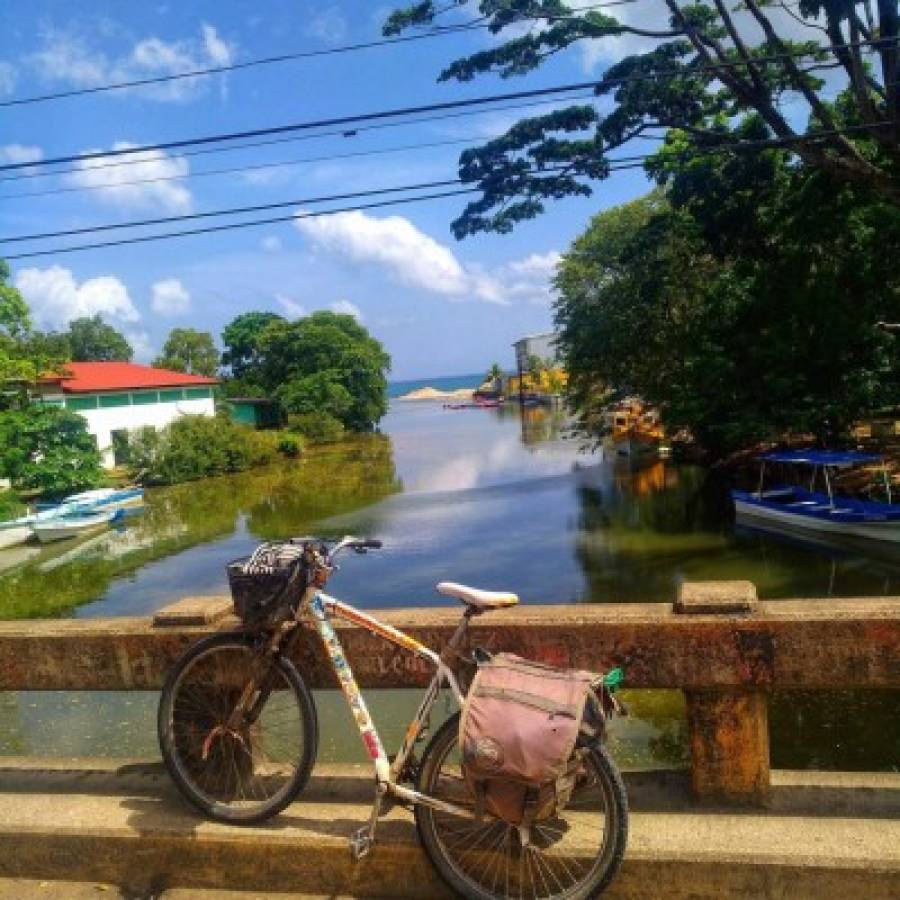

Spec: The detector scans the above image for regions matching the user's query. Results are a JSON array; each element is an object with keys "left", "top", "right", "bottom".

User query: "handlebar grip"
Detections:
[{"left": 362, "top": 539, "right": 382, "bottom": 549}]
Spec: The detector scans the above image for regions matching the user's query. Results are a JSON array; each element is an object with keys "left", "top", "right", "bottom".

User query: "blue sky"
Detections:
[{"left": 0, "top": 1, "right": 819, "bottom": 378}]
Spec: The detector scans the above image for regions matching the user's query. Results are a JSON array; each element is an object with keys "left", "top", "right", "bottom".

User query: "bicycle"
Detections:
[{"left": 158, "top": 536, "right": 629, "bottom": 900}]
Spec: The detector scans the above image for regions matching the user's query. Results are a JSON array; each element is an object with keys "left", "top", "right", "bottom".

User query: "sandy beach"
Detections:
[{"left": 397, "top": 386, "right": 476, "bottom": 402}]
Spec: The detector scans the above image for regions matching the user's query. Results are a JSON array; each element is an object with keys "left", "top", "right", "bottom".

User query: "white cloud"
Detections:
[
  {"left": 30, "top": 24, "right": 234, "bottom": 103},
  {"left": 260, "top": 235, "right": 282, "bottom": 253},
  {"left": 294, "top": 209, "right": 559, "bottom": 306},
  {"left": 15, "top": 266, "right": 140, "bottom": 330},
  {"left": 276, "top": 294, "right": 306, "bottom": 319},
  {"left": 0, "top": 144, "right": 43, "bottom": 165},
  {"left": 151, "top": 278, "right": 191, "bottom": 315},
  {"left": 0, "top": 62, "right": 17, "bottom": 96},
  {"left": 296, "top": 210, "right": 473, "bottom": 299},
  {"left": 330, "top": 299, "right": 363, "bottom": 321},
  {"left": 64, "top": 142, "right": 192, "bottom": 213},
  {"left": 125, "top": 329, "right": 153, "bottom": 362},
  {"left": 306, "top": 7, "right": 349, "bottom": 43}
]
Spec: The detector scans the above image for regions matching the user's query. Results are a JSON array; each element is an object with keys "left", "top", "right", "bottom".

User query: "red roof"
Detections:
[{"left": 39, "top": 362, "right": 219, "bottom": 394}]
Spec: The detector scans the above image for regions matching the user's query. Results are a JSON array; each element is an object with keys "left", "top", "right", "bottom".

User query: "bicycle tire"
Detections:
[
  {"left": 414, "top": 713, "right": 628, "bottom": 900},
  {"left": 158, "top": 631, "right": 318, "bottom": 825}
]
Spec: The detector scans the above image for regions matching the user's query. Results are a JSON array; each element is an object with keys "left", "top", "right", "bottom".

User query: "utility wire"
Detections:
[
  {"left": 0, "top": 36, "right": 887, "bottom": 174},
  {"left": 0, "top": 91, "right": 599, "bottom": 183},
  {"left": 0, "top": 0, "right": 640, "bottom": 108},
  {"left": 0, "top": 137, "right": 482, "bottom": 201},
  {"left": 2, "top": 121, "right": 890, "bottom": 256},
  {"left": 1, "top": 189, "right": 482, "bottom": 260},
  {"left": 0, "top": 176, "right": 478, "bottom": 243}
]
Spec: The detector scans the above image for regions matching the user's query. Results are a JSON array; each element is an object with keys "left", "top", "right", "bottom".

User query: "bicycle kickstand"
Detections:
[{"left": 349, "top": 780, "right": 388, "bottom": 861}]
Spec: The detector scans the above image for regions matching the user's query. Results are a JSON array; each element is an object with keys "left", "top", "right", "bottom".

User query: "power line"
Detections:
[
  {"left": 0, "top": 137, "right": 483, "bottom": 201},
  {"left": 2, "top": 121, "right": 888, "bottom": 256},
  {"left": 0, "top": 91, "right": 599, "bottom": 184},
  {"left": 0, "top": 176, "right": 478, "bottom": 243},
  {"left": 1, "top": 189, "right": 482, "bottom": 260},
  {"left": 1, "top": 36, "right": 886, "bottom": 174},
  {"left": 0, "top": 1, "right": 640, "bottom": 109}
]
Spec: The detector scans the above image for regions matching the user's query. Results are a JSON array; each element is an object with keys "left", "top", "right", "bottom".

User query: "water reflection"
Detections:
[{"left": 0, "top": 435, "right": 399, "bottom": 619}]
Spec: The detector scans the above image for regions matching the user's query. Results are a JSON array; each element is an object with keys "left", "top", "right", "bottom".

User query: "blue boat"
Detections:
[{"left": 732, "top": 450, "right": 900, "bottom": 543}]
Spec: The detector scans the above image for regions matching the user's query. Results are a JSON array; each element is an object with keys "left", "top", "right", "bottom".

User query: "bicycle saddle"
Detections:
[{"left": 436, "top": 582, "right": 519, "bottom": 609}]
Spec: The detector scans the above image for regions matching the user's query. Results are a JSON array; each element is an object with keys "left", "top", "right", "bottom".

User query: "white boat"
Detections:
[
  {"left": 51, "top": 487, "right": 145, "bottom": 512},
  {"left": 32, "top": 509, "right": 123, "bottom": 544},
  {"left": 0, "top": 522, "right": 33, "bottom": 550}
]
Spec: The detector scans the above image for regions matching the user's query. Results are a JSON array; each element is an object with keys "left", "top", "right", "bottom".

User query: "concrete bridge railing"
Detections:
[{"left": 0, "top": 580, "right": 897, "bottom": 805}]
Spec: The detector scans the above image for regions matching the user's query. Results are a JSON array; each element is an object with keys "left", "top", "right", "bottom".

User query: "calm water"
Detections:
[{"left": 1, "top": 401, "right": 897, "bottom": 769}]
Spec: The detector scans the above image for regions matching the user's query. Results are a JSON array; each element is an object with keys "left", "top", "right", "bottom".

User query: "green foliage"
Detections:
[
  {"left": 0, "top": 260, "right": 30, "bottom": 339},
  {"left": 486, "top": 362, "right": 503, "bottom": 384},
  {"left": 385, "top": 2, "right": 900, "bottom": 235},
  {"left": 0, "top": 406, "right": 103, "bottom": 495},
  {"left": 276, "top": 434, "right": 303, "bottom": 457},
  {"left": 221, "top": 311, "right": 285, "bottom": 380},
  {"left": 67, "top": 315, "right": 132, "bottom": 362},
  {"left": 154, "top": 328, "right": 219, "bottom": 376},
  {"left": 288, "top": 411, "right": 346, "bottom": 444},
  {"left": 256, "top": 311, "right": 390, "bottom": 431},
  {"left": 127, "top": 416, "right": 294, "bottom": 485},
  {"left": 0, "top": 490, "right": 24, "bottom": 521},
  {"left": 555, "top": 156, "right": 900, "bottom": 458}
]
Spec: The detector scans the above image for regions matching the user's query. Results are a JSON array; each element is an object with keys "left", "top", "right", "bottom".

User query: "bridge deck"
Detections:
[{"left": 0, "top": 758, "right": 897, "bottom": 899}]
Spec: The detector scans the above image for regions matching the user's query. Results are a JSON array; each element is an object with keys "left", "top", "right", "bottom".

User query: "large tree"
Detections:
[
  {"left": 386, "top": 1, "right": 900, "bottom": 235},
  {"left": 154, "top": 328, "right": 219, "bottom": 377},
  {"left": 256, "top": 311, "right": 390, "bottom": 431},
  {"left": 221, "top": 311, "right": 285, "bottom": 380},
  {"left": 67, "top": 315, "right": 132, "bottom": 362},
  {"left": 555, "top": 140, "right": 900, "bottom": 458},
  {"left": 0, "top": 406, "right": 103, "bottom": 495}
]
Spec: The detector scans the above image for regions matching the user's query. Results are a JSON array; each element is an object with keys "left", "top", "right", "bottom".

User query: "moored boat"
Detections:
[
  {"left": 39, "top": 487, "right": 145, "bottom": 512},
  {"left": 32, "top": 509, "right": 124, "bottom": 544},
  {"left": 732, "top": 450, "right": 900, "bottom": 543},
  {"left": 0, "top": 521, "right": 34, "bottom": 551}
]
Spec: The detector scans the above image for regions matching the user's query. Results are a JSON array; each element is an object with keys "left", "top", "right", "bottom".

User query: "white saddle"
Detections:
[{"left": 436, "top": 581, "right": 519, "bottom": 610}]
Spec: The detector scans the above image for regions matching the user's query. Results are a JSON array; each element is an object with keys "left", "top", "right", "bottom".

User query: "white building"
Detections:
[
  {"left": 513, "top": 331, "right": 560, "bottom": 373},
  {"left": 35, "top": 362, "right": 218, "bottom": 469}
]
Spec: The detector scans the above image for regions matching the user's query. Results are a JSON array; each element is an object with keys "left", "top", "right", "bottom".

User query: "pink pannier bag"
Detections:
[{"left": 459, "top": 653, "right": 602, "bottom": 826}]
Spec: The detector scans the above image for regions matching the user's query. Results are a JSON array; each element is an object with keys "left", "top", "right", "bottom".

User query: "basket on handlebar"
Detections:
[{"left": 227, "top": 542, "right": 307, "bottom": 628}]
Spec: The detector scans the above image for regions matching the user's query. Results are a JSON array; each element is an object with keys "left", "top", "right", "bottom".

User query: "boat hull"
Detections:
[
  {"left": 32, "top": 511, "right": 119, "bottom": 544},
  {"left": 0, "top": 524, "right": 33, "bottom": 550},
  {"left": 734, "top": 499, "right": 900, "bottom": 543}
]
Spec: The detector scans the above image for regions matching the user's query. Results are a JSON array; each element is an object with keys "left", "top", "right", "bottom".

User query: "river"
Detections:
[{"left": 0, "top": 400, "right": 897, "bottom": 770}]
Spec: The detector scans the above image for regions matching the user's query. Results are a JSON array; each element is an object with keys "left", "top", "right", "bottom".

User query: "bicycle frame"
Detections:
[{"left": 307, "top": 589, "right": 474, "bottom": 820}]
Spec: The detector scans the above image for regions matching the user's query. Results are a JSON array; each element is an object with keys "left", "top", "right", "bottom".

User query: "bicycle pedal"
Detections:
[{"left": 349, "top": 827, "right": 374, "bottom": 861}]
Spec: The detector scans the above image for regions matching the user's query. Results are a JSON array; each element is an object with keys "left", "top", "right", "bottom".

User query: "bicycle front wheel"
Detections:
[
  {"left": 415, "top": 714, "right": 628, "bottom": 900},
  {"left": 158, "top": 632, "right": 318, "bottom": 824}
]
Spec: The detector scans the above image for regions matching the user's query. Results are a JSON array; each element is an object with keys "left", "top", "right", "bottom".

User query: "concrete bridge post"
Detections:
[{"left": 676, "top": 580, "right": 770, "bottom": 804}]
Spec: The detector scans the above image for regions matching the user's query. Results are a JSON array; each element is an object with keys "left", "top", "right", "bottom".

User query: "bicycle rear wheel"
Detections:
[
  {"left": 158, "top": 632, "right": 317, "bottom": 824},
  {"left": 414, "top": 714, "right": 628, "bottom": 900}
]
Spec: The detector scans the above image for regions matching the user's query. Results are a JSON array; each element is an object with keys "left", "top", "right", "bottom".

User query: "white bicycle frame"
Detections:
[{"left": 307, "top": 588, "right": 476, "bottom": 827}]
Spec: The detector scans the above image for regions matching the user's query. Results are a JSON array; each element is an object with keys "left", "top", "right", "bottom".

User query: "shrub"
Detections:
[
  {"left": 277, "top": 435, "right": 303, "bottom": 458},
  {"left": 127, "top": 415, "right": 299, "bottom": 485},
  {"left": 288, "top": 411, "right": 345, "bottom": 444}
]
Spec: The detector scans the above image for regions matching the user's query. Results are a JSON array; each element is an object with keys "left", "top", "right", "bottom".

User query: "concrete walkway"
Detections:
[{"left": 0, "top": 759, "right": 897, "bottom": 899}]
